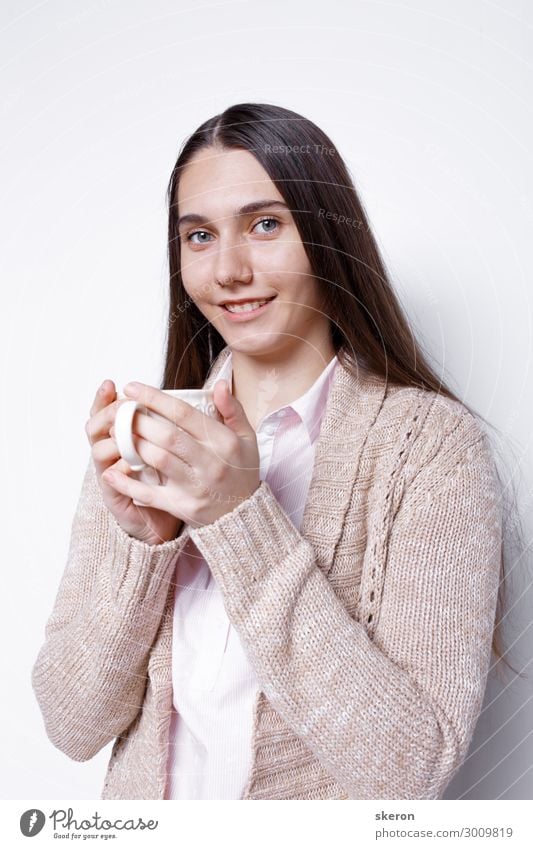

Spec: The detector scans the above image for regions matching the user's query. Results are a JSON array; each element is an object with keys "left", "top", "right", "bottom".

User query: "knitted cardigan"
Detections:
[{"left": 31, "top": 346, "right": 503, "bottom": 800}]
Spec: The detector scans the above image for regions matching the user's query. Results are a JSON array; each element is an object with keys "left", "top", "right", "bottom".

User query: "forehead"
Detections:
[{"left": 176, "top": 147, "right": 285, "bottom": 212}]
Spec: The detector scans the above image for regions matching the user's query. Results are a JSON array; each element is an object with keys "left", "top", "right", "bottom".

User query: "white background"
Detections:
[{"left": 1, "top": 0, "right": 532, "bottom": 800}]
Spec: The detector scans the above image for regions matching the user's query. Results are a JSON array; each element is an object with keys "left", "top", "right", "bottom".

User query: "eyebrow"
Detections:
[{"left": 176, "top": 199, "right": 290, "bottom": 230}]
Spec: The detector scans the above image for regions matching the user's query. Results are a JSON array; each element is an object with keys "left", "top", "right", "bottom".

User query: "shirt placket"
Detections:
[
  {"left": 256, "top": 409, "right": 287, "bottom": 478},
  {"left": 193, "top": 580, "right": 230, "bottom": 692},
  {"left": 199, "top": 410, "right": 287, "bottom": 689}
]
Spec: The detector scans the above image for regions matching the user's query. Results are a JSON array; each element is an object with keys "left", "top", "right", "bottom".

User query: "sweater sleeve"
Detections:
[
  {"left": 188, "top": 412, "right": 503, "bottom": 799},
  {"left": 31, "top": 455, "right": 190, "bottom": 762}
]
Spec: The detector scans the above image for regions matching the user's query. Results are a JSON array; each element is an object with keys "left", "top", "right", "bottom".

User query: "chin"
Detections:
[{"left": 226, "top": 333, "right": 287, "bottom": 357}]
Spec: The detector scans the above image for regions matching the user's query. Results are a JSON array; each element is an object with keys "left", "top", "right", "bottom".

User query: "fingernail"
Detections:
[
  {"left": 124, "top": 382, "right": 141, "bottom": 395},
  {"left": 99, "top": 381, "right": 108, "bottom": 394}
]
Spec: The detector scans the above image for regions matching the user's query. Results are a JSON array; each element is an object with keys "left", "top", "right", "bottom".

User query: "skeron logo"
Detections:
[{"left": 20, "top": 809, "right": 46, "bottom": 836}]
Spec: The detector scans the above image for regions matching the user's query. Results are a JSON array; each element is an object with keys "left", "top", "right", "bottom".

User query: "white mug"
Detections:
[{"left": 114, "top": 389, "right": 221, "bottom": 505}]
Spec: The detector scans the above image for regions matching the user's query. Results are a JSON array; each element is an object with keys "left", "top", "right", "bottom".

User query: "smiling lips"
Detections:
[{"left": 221, "top": 295, "right": 277, "bottom": 320}]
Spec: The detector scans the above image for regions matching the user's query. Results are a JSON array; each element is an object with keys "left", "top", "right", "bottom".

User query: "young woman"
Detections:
[{"left": 32, "top": 102, "right": 515, "bottom": 801}]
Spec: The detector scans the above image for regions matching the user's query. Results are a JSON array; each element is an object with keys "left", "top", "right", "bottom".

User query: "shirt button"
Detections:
[
  {"left": 263, "top": 424, "right": 276, "bottom": 436},
  {"left": 277, "top": 409, "right": 287, "bottom": 417}
]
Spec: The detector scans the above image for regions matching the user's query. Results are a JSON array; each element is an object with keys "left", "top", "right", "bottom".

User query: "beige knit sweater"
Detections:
[{"left": 31, "top": 346, "right": 503, "bottom": 800}]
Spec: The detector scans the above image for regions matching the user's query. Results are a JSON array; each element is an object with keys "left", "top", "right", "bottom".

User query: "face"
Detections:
[{"left": 176, "top": 145, "right": 332, "bottom": 360}]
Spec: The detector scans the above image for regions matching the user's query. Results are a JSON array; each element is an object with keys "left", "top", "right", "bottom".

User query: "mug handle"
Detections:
[{"left": 114, "top": 400, "right": 147, "bottom": 471}]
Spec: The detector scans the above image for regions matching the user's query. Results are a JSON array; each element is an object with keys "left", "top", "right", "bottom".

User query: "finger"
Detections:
[
  {"left": 110, "top": 457, "right": 138, "bottom": 474},
  {"left": 91, "top": 435, "right": 121, "bottom": 469},
  {"left": 89, "top": 380, "right": 116, "bottom": 417},
  {"left": 92, "top": 440, "right": 139, "bottom": 480},
  {"left": 101, "top": 466, "right": 164, "bottom": 510},
  {"left": 118, "top": 409, "right": 216, "bottom": 466},
  {"left": 86, "top": 397, "right": 129, "bottom": 446},
  {"left": 85, "top": 401, "right": 117, "bottom": 445},
  {"left": 122, "top": 383, "right": 226, "bottom": 445},
  {"left": 125, "top": 432, "right": 194, "bottom": 483}
]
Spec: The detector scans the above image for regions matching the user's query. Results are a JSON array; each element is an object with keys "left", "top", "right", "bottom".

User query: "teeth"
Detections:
[{"left": 225, "top": 299, "right": 270, "bottom": 313}]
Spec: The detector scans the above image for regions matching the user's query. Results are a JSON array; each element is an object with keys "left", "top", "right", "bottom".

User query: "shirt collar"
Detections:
[{"left": 216, "top": 351, "right": 339, "bottom": 444}]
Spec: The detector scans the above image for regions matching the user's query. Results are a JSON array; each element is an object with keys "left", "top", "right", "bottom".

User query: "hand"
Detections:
[
  {"left": 102, "top": 379, "right": 261, "bottom": 528},
  {"left": 86, "top": 381, "right": 184, "bottom": 545}
]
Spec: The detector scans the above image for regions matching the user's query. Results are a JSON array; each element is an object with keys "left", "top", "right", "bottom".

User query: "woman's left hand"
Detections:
[{"left": 104, "top": 379, "right": 260, "bottom": 529}]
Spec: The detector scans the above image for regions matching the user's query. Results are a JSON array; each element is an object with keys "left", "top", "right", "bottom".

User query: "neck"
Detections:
[{"left": 229, "top": 338, "right": 337, "bottom": 431}]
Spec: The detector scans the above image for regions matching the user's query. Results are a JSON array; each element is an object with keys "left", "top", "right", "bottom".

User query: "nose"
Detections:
[{"left": 213, "top": 235, "right": 253, "bottom": 287}]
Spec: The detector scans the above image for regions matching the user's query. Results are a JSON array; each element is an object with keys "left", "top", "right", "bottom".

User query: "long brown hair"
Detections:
[{"left": 161, "top": 101, "right": 524, "bottom": 679}]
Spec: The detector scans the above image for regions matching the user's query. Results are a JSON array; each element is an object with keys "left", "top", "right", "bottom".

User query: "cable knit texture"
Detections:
[{"left": 31, "top": 347, "right": 503, "bottom": 799}]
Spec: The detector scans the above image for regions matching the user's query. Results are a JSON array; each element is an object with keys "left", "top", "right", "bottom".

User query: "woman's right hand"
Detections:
[{"left": 86, "top": 380, "right": 184, "bottom": 545}]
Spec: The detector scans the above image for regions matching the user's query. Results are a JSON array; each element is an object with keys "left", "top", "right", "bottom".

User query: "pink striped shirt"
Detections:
[{"left": 164, "top": 352, "right": 339, "bottom": 799}]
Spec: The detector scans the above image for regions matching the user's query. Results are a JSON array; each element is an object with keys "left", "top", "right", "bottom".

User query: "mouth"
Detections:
[{"left": 221, "top": 295, "right": 277, "bottom": 321}]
